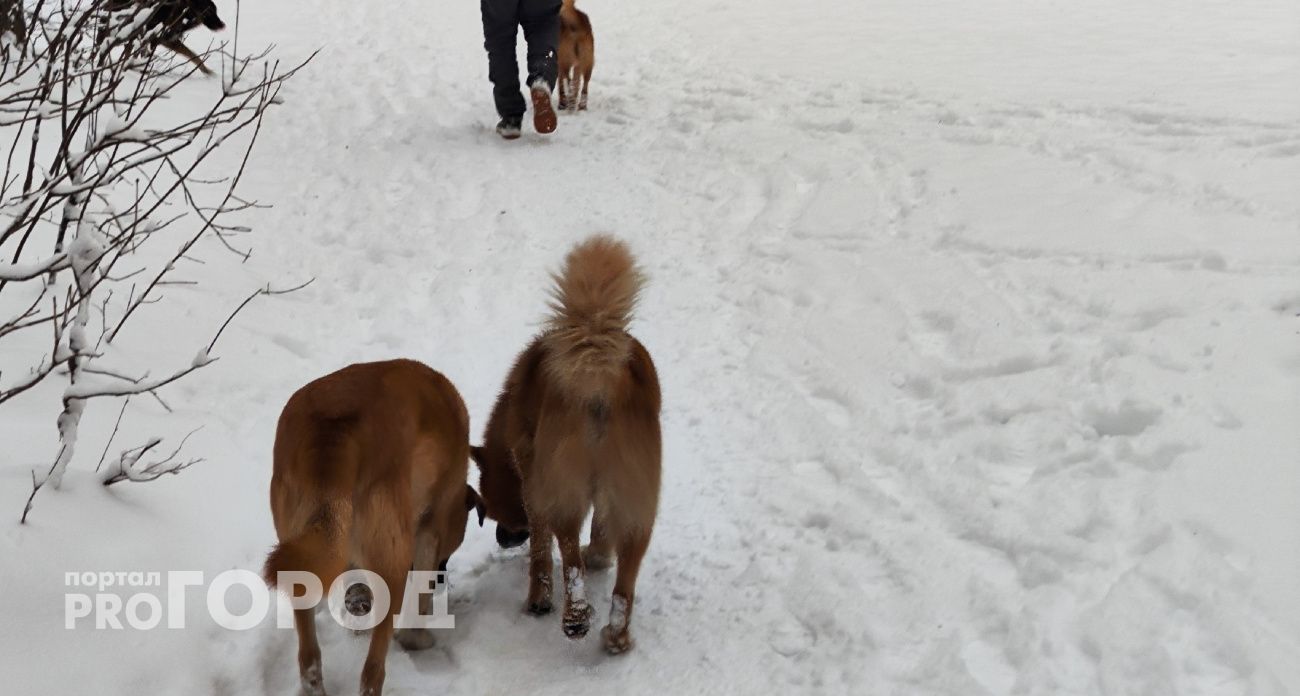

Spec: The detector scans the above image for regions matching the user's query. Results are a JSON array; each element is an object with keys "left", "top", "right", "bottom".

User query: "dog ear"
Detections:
[
  {"left": 465, "top": 485, "right": 486, "bottom": 527},
  {"left": 469, "top": 446, "right": 485, "bottom": 467}
]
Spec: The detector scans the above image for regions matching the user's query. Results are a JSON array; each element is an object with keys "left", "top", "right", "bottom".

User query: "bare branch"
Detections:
[
  {"left": 207, "top": 278, "right": 314, "bottom": 354},
  {"left": 95, "top": 396, "right": 130, "bottom": 473},
  {"left": 100, "top": 428, "right": 203, "bottom": 486},
  {"left": 8, "top": 0, "right": 315, "bottom": 520}
]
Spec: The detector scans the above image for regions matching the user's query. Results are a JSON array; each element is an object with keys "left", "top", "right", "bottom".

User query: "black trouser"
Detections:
[{"left": 481, "top": 0, "right": 560, "bottom": 119}]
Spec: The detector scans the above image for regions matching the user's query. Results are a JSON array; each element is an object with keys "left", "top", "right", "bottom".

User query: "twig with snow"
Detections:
[
  {"left": 99, "top": 428, "right": 203, "bottom": 486},
  {"left": 6, "top": 0, "right": 314, "bottom": 522}
]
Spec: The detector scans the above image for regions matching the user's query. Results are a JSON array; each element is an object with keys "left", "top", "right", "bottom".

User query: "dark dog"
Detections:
[
  {"left": 104, "top": 0, "right": 226, "bottom": 75},
  {"left": 473, "top": 236, "right": 662, "bottom": 654}
]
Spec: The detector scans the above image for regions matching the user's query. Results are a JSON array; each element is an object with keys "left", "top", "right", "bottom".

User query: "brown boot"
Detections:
[{"left": 530, "top": 83, "right": 557, "bottom": 135}]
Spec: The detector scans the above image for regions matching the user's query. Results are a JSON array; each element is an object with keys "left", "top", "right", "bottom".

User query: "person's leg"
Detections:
[
  {"left": 520, "top": 0, "right": 560, "bottom": 133},
  {"left": 519, "top": 0, "right": 560, "bottom": 91},
  {"left": 481, "top": 0, "right": 526, "bottom": 121}
]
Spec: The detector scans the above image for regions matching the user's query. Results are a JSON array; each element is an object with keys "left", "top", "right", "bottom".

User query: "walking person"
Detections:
[{"left": 481, "top": 0, "right": 561, "bottom": 140}]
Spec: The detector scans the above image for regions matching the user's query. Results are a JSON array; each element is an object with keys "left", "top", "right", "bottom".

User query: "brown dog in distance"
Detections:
[{"left": 557, "top": 0, "right": 594, "bottom": 111}]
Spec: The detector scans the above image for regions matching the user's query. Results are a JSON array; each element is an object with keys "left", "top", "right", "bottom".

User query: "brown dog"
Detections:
[
  {"left": 264, "top": 359, "right": 484, "bottom": 696},
  {"left": 473, "top": 236, "right": 661, "bottom": 654},
  {"left": 557, "top": 0, "right": 594, "bottom": 111}
]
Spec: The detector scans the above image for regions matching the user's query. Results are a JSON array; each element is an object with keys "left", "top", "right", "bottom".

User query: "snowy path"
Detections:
[{"left": 4, "top": 0, "right": 1298, "bottom": 694}]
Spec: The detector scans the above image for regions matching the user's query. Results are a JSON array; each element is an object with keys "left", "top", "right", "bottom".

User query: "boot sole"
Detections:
[{"left": 531, "top": 87, "right": 557, "bottom": 134}]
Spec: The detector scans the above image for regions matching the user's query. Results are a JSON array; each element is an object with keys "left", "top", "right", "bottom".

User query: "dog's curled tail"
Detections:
[
  {"left": 263, "top": 502, "right": 349, "bottom": 593},
  {"left": 542, "top": 235, "right": 644, "bottom": 401}
]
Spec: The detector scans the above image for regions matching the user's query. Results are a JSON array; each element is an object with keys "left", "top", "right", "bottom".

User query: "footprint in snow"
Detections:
[
  {"left": 768, "top": 616, "right": 816, "bottom": 658},
  {"left": 807, "top": 388, "right": 852, "bottom": 428},
  {"left": 269, "top": 333, "right": 312, "bottom": 359},
  {"left": 1083, "top": 399, "right": 1161, "bottom": 438}
]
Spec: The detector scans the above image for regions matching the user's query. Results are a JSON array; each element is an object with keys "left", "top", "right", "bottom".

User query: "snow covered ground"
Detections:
[{"left": 3, "top": 0, "right": 1298, "bottom": 693}]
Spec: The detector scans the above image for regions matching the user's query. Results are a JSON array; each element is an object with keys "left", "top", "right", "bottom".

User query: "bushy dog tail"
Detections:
[
  {"left": 263, "top": 502, "right": 349, "bottom": 593},
  {"left": 542, "top": 235, "right": 644, "bottom": 402}
]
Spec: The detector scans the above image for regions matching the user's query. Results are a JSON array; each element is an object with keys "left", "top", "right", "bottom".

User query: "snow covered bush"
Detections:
[{"left": 0, "top": 1, "right": 311, "bottom": 521}]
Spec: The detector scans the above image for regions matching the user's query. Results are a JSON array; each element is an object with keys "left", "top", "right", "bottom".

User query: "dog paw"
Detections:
[
  {"left": 562, "top": 602, "right": 594, "bottom": 639},
  {"left": 601, "top": 624, "right": 634, "bottom": 654},
  {"left": 527, "top": 598, "right": 553, "bottom": 615},
  {"left": 344, "top": 583, "right": 372, "bottom": 616},
  {"left": 395, "top": 628, "right": 436, "bottom": 651},
  {"left": 300, "top": 662, "right": 327, "bottom": 696},
  {"left": 582, "top": 545, "right": 613, "bottom": 570}
]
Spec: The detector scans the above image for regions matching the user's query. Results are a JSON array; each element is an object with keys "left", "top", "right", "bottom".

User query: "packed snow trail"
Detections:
[{"left": 2, "top": 0, "right": 1298, "bottom": 694}]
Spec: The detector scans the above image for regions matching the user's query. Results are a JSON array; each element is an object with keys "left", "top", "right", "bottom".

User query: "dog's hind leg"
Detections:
[
  {"left": 293, "top": 608, "right": 327, "bottom": 696},
  {"left": 555, "top": 512, "right": 594, "bottom": 639},
  {"left": 394, "top": 509, "right": 439, "bottom": 651},
  {"left": 577, "top": 43, "right": 593, "bottom": 110},
  {"left": 358, "top": 567, "right": 405, "bottom": 696},
  {"left": 578, "top": 63, "right": 592, "bottom": 111},
  {"left": 556, "top": 69, "right": 572, "bottom": 112},
  {"left": 352, "top": 485, "right": 411, "bottom": 696},
  {"left": 583, "top": 505, "right": 614, "bottom": 570},
  {"left": 526, "top": 516, "right": 555, "bottom": 614},
  {"left": 602, "top": 528, "right": 650, "bottom": 654}
]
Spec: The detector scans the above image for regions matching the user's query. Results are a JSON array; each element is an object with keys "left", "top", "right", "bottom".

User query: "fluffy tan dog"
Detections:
[{"left": 473, "top": 235, "right": 662, "bottom": 654}]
